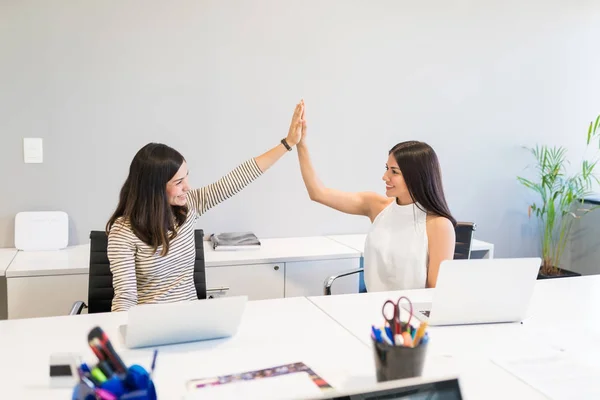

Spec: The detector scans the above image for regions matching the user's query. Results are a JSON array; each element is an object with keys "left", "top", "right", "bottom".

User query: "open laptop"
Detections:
[
  {"left": 184, "top": 374, "right": 463, "bottom": 400},
  {"left": 403, "top": 258, "right": 541, "bottom": 326},
  {"left": 313, "top": 376, "right": 463, "bottom": 400},
  {"left": 120, "top": 295, "right": 247, "bottom": 348}
]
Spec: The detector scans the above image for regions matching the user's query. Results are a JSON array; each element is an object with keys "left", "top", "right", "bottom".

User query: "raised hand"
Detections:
[{"left": 285, "top": 100, "right": 304, "bottom": 147}]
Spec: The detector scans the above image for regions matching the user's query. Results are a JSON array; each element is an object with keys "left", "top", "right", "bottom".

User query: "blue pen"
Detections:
[
  {"left": 420, "top": 332, "right": 429, "bottom": 345},
  {"left": 150, "top": 349, "right": 158, "bottom": 379},
  {"left": 384, "top": 326, "right": 395, "bottom": 345},
  {"left": 371, "top": 326, "right": 383, "bottom": 343}
]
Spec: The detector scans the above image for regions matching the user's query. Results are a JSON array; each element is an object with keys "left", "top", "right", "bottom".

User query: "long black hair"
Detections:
[
  {"left": 389, "top": 141, "right": 456, "bottom": 226},
  {"left": 106, "top": 143, "right": 188, "bottom": 256}
]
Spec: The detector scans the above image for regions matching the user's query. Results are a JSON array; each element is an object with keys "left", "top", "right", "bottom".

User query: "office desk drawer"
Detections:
[{"left": 205, "top": 263, "right": 284, "bottom": 300}]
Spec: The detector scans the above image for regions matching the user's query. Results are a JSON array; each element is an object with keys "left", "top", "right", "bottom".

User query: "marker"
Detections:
[
  {"left": 91, "top": 367, "right": 107, "bottom": 384},
  {"left": 97, "top": 361, "right": 114, "bottom": 379},
  {"left": 95, "top": 388, "right": 117, "bottom": 400},
  {"left": 88, "top": 326, "right": 128, "bottom": 374}
]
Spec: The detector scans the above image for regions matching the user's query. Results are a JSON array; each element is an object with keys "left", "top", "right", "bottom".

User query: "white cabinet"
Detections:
[
  {"left": 285, "top": 258, "right": 361, "bottom": 297},
  {"left": 7, "top": 274, "right": 89, "bottom": 319},
  {"left": 205, "top": 263, "right": 285, "bottom": 300}
]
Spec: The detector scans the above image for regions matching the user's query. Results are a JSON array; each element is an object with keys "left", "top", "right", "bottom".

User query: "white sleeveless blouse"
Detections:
[{"left": 363, "top": 200, "right": 429, "bottom": 292}]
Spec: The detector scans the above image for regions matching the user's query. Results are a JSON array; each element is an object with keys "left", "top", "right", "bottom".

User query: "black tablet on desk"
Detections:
[{"left": 312, "top": 376, "right": 463, "bottom": 400}]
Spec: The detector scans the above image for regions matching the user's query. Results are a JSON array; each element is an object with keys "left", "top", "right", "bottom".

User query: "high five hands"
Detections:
[{"left": 286, "top": 100, "right": 306, "bottom": 148}]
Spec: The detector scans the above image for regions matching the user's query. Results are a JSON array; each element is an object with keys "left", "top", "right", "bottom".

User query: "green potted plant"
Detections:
[{"left": 518, "top": 114, "right": 600, "bottom": 278}]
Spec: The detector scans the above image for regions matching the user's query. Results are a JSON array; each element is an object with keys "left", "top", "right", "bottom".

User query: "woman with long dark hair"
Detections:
[
  {"left": 107, "top": 101, "right": 305, "bottom": 311},
  {"left": 296, "top": 100, "right": 456, "bottom": 291}
]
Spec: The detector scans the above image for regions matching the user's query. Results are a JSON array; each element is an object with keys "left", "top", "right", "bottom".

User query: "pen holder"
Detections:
[
  {"left": 72, "top": 364, "right": 157, "bottom": 400},
  {"left": 372, "top": 337, "right": 428, "bottom": 382}
]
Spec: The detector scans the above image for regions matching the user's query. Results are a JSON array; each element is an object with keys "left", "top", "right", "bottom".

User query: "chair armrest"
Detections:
[
  {"left": 69, "top": 301, "right": 87, "bottom": 315},
  {"left": 206, "top": 286, "right": 230, "bottom": 299},
  {"left": 323, "top": 268, "right": 363, "bottom": 296}
]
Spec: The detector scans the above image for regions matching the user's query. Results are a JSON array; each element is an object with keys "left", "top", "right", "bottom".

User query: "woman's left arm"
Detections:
[{"left": 426, "top": 217, "right": 456, "bottom": 288}]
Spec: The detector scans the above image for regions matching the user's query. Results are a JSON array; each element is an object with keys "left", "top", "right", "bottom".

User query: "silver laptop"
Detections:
[
  {"left": 403, "top": 258, "right": 541, "bottom": 326},
  {"left": 120, "top": 295, "right": 247, "bottom": 348}
]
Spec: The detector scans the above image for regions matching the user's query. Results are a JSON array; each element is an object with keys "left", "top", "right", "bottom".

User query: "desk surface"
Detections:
[
  {"left": 0, "top": 248, "right": 18, "bottom": 277},
  {"left": 5, "top": 236, "right": 361, "bottom": 278},
  {"left": 1, "top": 277, "right": 596, "bottom": 399},
  {"left": 307, "top": 276, "right": 600, "bottom": 400},
  {"left": 203, "top": 236, "right": 360, "bottom": 267},
  {"left": 0, "top": 297, "right": 375, "bottom": 400},
  {"left": 5, "top": 244, "right": 90, "bottom": 277},
  {"left": 326, "top": 234, "right": 493, "bottom": 255}
]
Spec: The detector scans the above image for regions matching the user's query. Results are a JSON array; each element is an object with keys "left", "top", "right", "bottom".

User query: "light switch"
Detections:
[{"left": 23, "top": 138, "right": 43, "bottom": 163}]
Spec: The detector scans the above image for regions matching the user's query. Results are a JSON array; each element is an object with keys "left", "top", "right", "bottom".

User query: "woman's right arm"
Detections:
[
  {"left": 296, "top": 104, "right": 387, "bottom": 220},
  {"left": 107, "top": 222, "right": 138, "bottom": 312}
]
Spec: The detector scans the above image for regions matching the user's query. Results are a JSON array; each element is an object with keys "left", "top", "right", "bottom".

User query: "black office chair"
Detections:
[
  {"left": 323, "top": 221, "right": 476, "bottom": 295},
  {"left": 69, "top": 229, "right": 208, "bottom": 315}
]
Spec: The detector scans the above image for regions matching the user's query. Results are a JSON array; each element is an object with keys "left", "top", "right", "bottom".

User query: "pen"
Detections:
[
  {"left": 80, "top": 362, "right": 92, "bottom": 374},
  {"left": 413, "top": 322, "right": 428, "bottom": 346},
  {"left": 384, "top": 326, "right": 394, "bottom": 344},
  {"left": 381, "top": 332, "right": 394, "bottom": 346},
  {"left": 77, "top": 368, "right": 96, "bottom": 389},
  {"left": 150, "top": 349, "right": 158, "bottom": 380},
  {"left": 371, "top": 326, "right": 383, "bottom": 343}
]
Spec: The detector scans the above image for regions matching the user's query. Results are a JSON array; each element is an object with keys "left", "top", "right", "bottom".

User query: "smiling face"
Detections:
[
  {"left": 382, "top": 153, "right": 410, "bottom": 200},
  {"left": 166, "top": 161, "right": 190, "bottom": 206}
]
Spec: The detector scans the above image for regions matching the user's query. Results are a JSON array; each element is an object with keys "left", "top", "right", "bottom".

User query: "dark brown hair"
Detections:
[
  {"left": 106, "top": 143, "right": 188, "bottom": 256},
  {"left": 389, "top": 141, "right": 456, "bottom": 226}
]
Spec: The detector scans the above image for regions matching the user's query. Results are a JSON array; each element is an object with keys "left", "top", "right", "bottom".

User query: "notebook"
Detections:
[{"left": 210, "top": 232, "right": 261, "bottom": 251}]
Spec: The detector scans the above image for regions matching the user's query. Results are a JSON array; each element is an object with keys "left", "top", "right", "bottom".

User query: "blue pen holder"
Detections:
[{"left": 72, "top": 364, "right": 157, "bottom": 400}]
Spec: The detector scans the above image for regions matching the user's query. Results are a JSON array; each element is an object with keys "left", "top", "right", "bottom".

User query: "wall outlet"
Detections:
[{"left": 23, "top": 137, "right": 43, "bottom": 163}]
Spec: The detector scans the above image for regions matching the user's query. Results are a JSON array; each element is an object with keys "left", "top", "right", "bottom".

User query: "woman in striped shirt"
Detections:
[{"left": 106, "top": 101, "right": 305, "bottom": 312}]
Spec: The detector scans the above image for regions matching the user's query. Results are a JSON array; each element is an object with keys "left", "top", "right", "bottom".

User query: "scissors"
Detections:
[{"left": 381, "top": 296, "right": 413, "bottom": 335}]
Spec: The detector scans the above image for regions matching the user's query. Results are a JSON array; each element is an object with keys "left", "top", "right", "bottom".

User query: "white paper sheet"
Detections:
[
  {"left": 184, "top": 372, "right": 325, "bottom": 400},
  {"left": 493, "top": 352, "right": 600, "bottom": 399}
]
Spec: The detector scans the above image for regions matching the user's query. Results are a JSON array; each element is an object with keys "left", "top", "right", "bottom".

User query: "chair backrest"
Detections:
[
  {"left": 88, "top": 229, "right": 207, "bottom": 313},
  {"left": 453, "top": 222, "right": 476, "bottom": 260}
]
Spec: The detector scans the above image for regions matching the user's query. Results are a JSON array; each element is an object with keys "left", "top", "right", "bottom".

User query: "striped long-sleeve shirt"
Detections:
[{"left": 107, "top": 158, "right": 263, "bottom": 312}]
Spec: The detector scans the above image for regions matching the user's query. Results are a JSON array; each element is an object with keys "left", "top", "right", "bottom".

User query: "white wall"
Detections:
[{"left": 1, "top": 0, "right": 600, "bottom": 259}]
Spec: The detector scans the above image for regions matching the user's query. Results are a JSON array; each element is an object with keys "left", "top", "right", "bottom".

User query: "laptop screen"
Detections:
[{"left": 321, "top": 378, "right": 462, "bottom": 400}]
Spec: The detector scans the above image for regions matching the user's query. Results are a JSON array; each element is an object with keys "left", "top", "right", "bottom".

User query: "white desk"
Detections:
[
  {"left": 0, "top": 248, "right": 18, "bottom": 320},
  {"left": 5, "top": 245, "right": 90, "bottom": 319},
  {"left": 0, "top": 297, "right": 377, "bottom": 400},
  {"left": 1, "top": 284, "right": 587, "bottom": 400},
  {"left": 306, "top": 280, "right": 591, "bottom": 400},
  {"left": 0, "top": 248, "right": 18, "bottom": 277},
  {"left": 4, "top": 236, "right": 362, "bottom": 319},
  {"left": 327, "top": 234, "right": 495, "bottom": 259}
]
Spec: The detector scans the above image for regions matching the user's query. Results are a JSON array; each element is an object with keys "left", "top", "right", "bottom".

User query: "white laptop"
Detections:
[
  {"left": 403, "top": 258, "right": 541, "bottom": 326},
  {"left": 120, "top": 295, "right": 247, "bottom": 348}
]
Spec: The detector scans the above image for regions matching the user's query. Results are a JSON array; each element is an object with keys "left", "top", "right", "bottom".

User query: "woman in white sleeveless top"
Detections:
[{"left": 295, "top": 100, "right": 456, "bottom": 291}]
